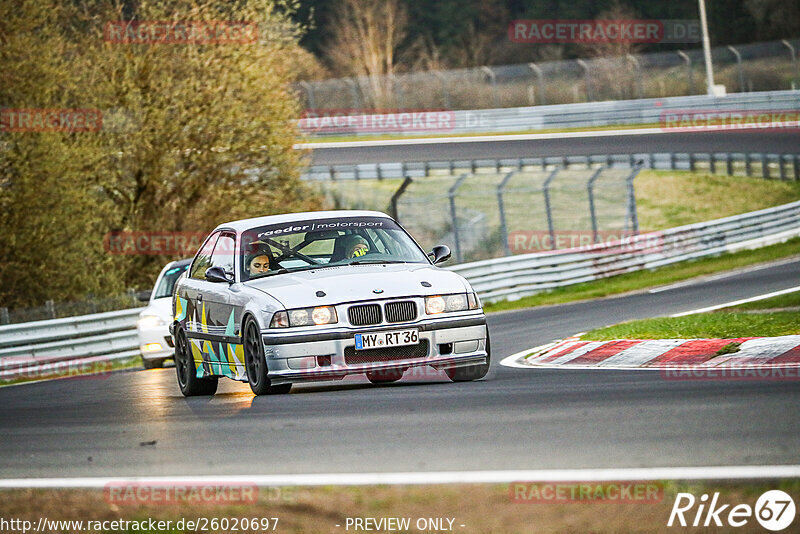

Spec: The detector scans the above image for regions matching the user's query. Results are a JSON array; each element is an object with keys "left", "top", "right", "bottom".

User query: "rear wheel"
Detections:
[
  {"left": 244, "top": 319, "right": 292, "bottom": 395},
  {"left": 175, "top": 328, "right": 218, "bottom": 396},
  {"left": 446, "top": 332, "right": 491, "bottom": 382}
]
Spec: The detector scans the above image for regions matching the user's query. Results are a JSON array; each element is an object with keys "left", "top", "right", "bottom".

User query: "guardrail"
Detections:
[
  {"left": 303, "top": 151, "right": 800, "bottom": 181},
  {"left": 449, "top": 200, "right": 800, "bottom": 302},
  {"left": 2, "top": 200, "right": 799, "bottom": 376},
  {"left": 0, "top": 308, "right": 142, "bottom": 381},
  {"left": 300, "top": 90, "right": 800, "bottom": 137}
]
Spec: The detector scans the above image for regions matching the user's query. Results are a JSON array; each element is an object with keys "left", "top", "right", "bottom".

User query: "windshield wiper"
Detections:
[{"left": 348, "top": 259, "right": 407, "bottom": 265}]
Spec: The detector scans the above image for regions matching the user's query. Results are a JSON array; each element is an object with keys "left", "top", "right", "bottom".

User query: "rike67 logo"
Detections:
[{"left": 668, "top": 490, "right": 796, "bottom": 531}]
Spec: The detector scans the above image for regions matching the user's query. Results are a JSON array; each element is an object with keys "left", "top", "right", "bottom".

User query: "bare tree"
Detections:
[{"left": 325, "top": 0, "right": 408, "bottom": 108}]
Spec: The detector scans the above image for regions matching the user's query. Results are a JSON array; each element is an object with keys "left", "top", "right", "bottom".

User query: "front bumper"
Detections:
[{"left": 262, "top": 313, "right": 488, "bottom": 385}]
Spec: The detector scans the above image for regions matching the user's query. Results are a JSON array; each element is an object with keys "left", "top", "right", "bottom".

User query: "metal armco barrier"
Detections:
[
  {"left": 300, "top": 90, "right": 800, "bottom": 138},
  {"left": 0, "top": 308, "right": 142, "bottom": 380},
  {"left": 303, "top": 151, "right": 800, "bottom": 181},
  {"left": 1, "top": 200, "right": 799, "bottom": 375},
  {"left": 449, "top": 200, "right": 800, "bottom": 302}
]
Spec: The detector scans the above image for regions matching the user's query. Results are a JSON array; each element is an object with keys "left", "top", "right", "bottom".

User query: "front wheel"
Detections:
[
  {"left": 244, "top": 319, "right": 292, "bottom": 395},
  {"left": 175, "top": 328, "right": 218, "bottom": 396},
  {"left": 446, "top": 332, "right": 491, "bottom": 382}
]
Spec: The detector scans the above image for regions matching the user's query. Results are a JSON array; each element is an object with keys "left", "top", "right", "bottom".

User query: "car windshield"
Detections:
[
  {"left": 153, "top": 264, "right": 190, "bottom": 299},
  {"left": 240, "top": 216, "right": 429, "bottom": 281}
]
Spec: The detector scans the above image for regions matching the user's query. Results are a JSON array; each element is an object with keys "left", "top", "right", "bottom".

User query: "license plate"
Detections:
[{"left": 355, "top": 329, "right": 419, "bottom": 350}]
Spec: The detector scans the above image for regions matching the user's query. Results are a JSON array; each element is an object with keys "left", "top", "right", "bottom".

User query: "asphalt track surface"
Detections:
[
  {"left": 1, "top": 258, "right": 798, "bottom": 479},
  {"left": 308, "top": 130, "right": 800, "bottom": 165}
]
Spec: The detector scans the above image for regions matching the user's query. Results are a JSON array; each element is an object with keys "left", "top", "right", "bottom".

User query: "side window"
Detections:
[
  {"left": 209, "top": 233, "right": 236, "bottom": 275},
  {"left": 190, "top": 232, "right": 220, "bottom": 280}
]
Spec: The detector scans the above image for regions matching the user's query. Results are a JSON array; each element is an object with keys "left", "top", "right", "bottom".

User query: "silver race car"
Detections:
[{"left": 170, "top": 210, "right": 490, "bottom": 396}]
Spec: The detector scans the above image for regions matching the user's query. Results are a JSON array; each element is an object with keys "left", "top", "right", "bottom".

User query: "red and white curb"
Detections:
[{"left": 500, "top": 335, "right": 800, "bottom": 370}]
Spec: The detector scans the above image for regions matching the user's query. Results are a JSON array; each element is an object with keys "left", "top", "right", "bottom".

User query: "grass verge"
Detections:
[
  {"left": 1, "top": 481, "right": 798, "bottom": 534},
  {"left": 580, "top": 312, "right": 800, "bottom": 341},
  {"left": 484, "top": 238, "right": 800, "bottom": 313},
  {"left": 0, "top": 355, "right": 141, "bottom": 388}
]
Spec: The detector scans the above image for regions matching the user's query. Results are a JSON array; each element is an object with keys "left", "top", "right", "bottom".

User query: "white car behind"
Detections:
[{"left": 137, "top": 259, "right": 191, "bottom": 369}]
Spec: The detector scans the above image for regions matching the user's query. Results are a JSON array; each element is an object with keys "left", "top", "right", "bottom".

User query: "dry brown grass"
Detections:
[{"left": 1, "top": 481, "right": 797, "bottom": 533}]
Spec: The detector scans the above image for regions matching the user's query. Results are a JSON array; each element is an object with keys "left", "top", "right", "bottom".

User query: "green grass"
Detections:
[
  {"left": 723, "top": 290, "right": 800, "bottom": 311},
  {"left": 581, "top": 312, "right": 800, "bottom": 341},
  {"left": 483, "top": 237, "right": 800, "bottom": 313}
]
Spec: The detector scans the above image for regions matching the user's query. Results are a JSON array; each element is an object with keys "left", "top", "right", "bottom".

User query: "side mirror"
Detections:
[
  {"left": 136, "top": 290, "right": 152, "bottom": 302},
  {"left": 429, "top": 245, "right": 451, "bottom": 265},
  {"left": 205, "top": 266, "right": 232, "bottom": 284}
]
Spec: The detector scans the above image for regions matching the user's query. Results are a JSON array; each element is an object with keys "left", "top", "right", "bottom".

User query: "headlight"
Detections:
[
  {"left": 270, "top": 306, "right": 338, "bottom": 328},
  {"left": 425, "top": 293, "right": 477, "bottom": 314},
  {"left": 137, "top": 315, "right": 166, "bottom": 329}
]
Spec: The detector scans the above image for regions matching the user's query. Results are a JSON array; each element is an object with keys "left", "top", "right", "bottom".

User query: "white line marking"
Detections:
[
  {"left": 295, "top": 127, "right": 669, "bottom": 149},
  {"left": 649, "top": 257, "right": 800, "bottom": 293},
  {"left": 498, "top": 343, "right": 559, "bottom": 369},
  {"left": 671, "top": 285, "right": 800, "bottom": 317},
  {"left": 2, "top": 466, "right": 800, "bottom": 487}
]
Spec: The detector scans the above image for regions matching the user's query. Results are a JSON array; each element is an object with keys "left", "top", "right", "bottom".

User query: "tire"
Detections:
[
  {"left": 142, "top": 357, "right": 163, "bottom": 370},
  {"left": 243, "top": 319, "right": 292, "bottom": 395},
  {"left": 174, "top": 327, "right": 218, "bottom": 396},
  {"left": 446, "top": 332, "right": 491, "bottom": 382},
  {"left": 366, "top": 368, "right": 405, "bottom": 384}
]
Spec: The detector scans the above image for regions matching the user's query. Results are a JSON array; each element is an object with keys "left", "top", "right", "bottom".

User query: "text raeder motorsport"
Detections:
[{"left": 257, "top": 220, "right": 386, "bottom": 239}]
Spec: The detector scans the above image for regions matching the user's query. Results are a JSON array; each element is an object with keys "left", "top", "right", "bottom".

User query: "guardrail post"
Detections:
[
  {"left": 780, "top": 154, "right": 787, "bottom": 181},
  {"left": 782, "top": 40, "right": 798, "bottom": 89},
  {"left": 726, "top": 153, "right": 734, "bottom": 176},
  {"left": 542, "top": 168, "right": 561, "bottom": 250},
  {"left": 528, "top": 63, "right": 546, "bottom": 105},
  {"left": 670, "top": 152, "right": 676, "bottom": 170},
  {"left": 727, "top": 46, "right": 745, "bottom": 92},
  {"left": 795, "top": 155, "right": 800, "bottom": 181},
  {"left": 448, "top": 174, "right": 469, "bottom": 263},
  {"left": 677, "top": 51, "right": 694, "bottom": 94},
  {"left": 576, "top": 59, "right": 592, "bottom": 102},
  {"left": 481, "top": 66, "right": 499, "bottom": 108},
  {"left": 745, "top": 153, "right": 752, "bottom": 177},
  {"left": 586, "top": 167, "right": 605, "bottom": 244},
  {"left": 0, "top": 307, "right": 9, "bottom": 325},
  {"left": 709, "top": 153, "right": 716, "bottom": 174},
  {"left": 298, "top": 81, "right": 315, "bottom": 109},
  {"left": 627, "top": 54, "right": 644, "bottom": 98},
  {"left": 689, "top": 153, "right": 696, "bottom": 171},
  {"left": 497, "top": 171, "right": 516, "bottom": 256},
  {"left": 390, "top": 176, "right": 413, "bottom": 222},
  {"left": 45, "top": 300, "right": 56, "bottom": 319},
  {"left": 761, "top": 154, "right": 770, "bottom": 179},
  {"left": 432, "top": 71, "right": 451, "bottom": 109},
  {"left": 625, "top": 164, "right": 642, "bottom": 235}
]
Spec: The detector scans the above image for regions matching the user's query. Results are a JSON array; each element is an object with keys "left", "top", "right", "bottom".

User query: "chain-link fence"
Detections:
[
  {"left": 299, "top": 39, "right": 800, "bottom": 111},
  {"left": 0, "top": 293, "right": 141, "bottom": 325},
  {"left": 311, "top": 165, "right": 640, "bottom": 264}
]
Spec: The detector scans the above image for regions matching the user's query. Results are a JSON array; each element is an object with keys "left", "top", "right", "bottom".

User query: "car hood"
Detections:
[{"left": 245, "top": 263, "right": 468, "bottom": 308}]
